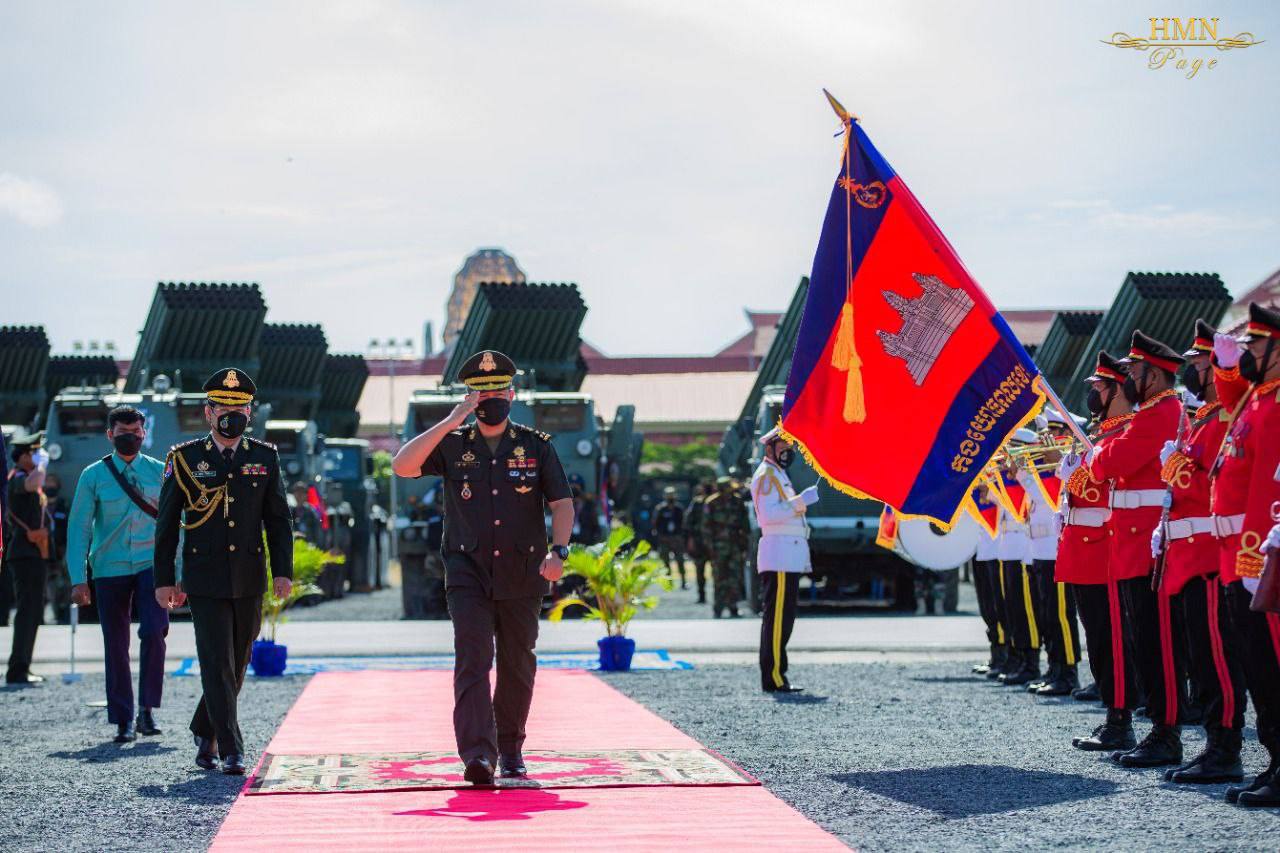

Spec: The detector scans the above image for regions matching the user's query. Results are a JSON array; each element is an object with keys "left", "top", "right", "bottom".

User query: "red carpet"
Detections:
[{"left": 212, "top": 670, "right": 845, "bottom": 851}]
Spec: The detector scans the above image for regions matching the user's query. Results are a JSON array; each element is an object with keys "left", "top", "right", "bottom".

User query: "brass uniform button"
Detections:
[
  {"left": 493, "top": 550, "right": 501, "bottom": 557},
  {"left": 494, "top": 519, "right": 501, "bottom": 526},
  {"left": 228, "top": 520, "right": 236, "bottom": 528},
  {"left": 1082, "top": 536, "right": 1090, "bottom": 543},
  {"left": 1187, "top": 536, "right": 1195, "bottom": 543},
  {"left": 1130, "top": 527, "right": 1137, "bottom": 534},
  {"left": 229, "top": 544, "right": 236, "bottom": 552}
]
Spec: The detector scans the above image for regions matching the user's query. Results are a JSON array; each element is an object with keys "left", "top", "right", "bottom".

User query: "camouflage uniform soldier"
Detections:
[
  {"left": 703, "top": 476, "right": 749, "bottom": 618},
  {"left": 652, "top": 487, "right": 687, "bottom": 589}
]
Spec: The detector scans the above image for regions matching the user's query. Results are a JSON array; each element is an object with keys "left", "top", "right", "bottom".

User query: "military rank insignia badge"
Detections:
[
  {"left": 195, "top": 460, "right": 217, "bottom": 478},
  {"left": 460, "top": 481, "right": 473, "bottom": 500},
  {"left": 241, "top": 463, "right": 268, "bottom": 476},
  {"left": 514, "top": 485, "right": 533, "bottom": 494},
  {"left": 163, "top": 457, "right": 174, "bottom": 479}
]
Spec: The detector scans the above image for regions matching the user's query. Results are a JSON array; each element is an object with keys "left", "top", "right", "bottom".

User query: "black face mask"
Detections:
[
  {"left": 1121, "top": 370, "right": 1146, "bottom": 406},
  {"left": 112, "top": 432, "right": 143, "bottom": 456},
  {"left": 775, "top": 448, "right": 796, "bottom": 469},
  {"left": 475, "top": 397, "right": 511, "bottom": 426},
  {"left": 1180, "top": 363, "right": 1207, "bottom": 399},
  {"left": 1086, "top": 385, "right": 1114, "bottom": 417},
  {"left": 215, "top": 411, "right": 249, "bottom": 440},
  {"left": 1240, "top": 342, "right": 1274, "bottom": 383}
]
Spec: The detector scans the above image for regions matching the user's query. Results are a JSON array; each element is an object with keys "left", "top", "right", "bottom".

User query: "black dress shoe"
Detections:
[
  {"left": 136, "top": 709, "right": 161, "bottom": 737},
  {"left": 1072, "top": 682, "right": 1101, "bottom": 702},
  {"left": 1117, "top": 725, "right": 1182, "bottom": 768},
  {"left": 499, "top": 754, "right": 528, "bottom": 779},
  {"left": 114, "top": 721, "right": 137, "bottom": 743},
  {"left": 221, "top": 754, "right": 247, "bottom": 775},
  {"left": 5, "top": 673, "right": 44, "bottom": 685},
  {"left": 1073, "top": 710, "right": 1135, "bottom": 752},
  {"left": 763, "top": 684, "right": 805, "bottom": 694},
  {"left": 1170, "top": 730, "right": 1244, "bottom": 784},
  {"left": 195, "top": 736, "right": 218, "bottom": 770},
  {"left": 464, "top": 757, "right": 495, "bottom": 786},
  {"left": 1036, "top": 672, "right": 1081, "bottom": 697}
]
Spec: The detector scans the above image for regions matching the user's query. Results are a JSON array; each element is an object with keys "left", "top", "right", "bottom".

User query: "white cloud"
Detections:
[{"left": 0, "top": 173, "right": 63, "bottom": 227}]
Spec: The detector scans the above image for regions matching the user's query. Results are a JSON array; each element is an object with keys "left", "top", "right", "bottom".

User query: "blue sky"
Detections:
[{"left": 1, "top": 1, "right": 1277, "bottom": 356}]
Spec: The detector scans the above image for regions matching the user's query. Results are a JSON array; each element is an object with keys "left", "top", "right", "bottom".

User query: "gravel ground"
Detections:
[
  {"left": 0, "top": 673, "right": 307, "bottom": 852},
  {"left": 602, "top": 661, "right": 1280, "bottom": 851},
  {"left": 3, "top": 660, "right": 1275, "bottom": 850}
]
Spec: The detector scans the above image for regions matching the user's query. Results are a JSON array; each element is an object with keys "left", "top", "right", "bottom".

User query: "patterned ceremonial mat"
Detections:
[{"left": 247, "top": 748, "right": 759, "bottom": 794}]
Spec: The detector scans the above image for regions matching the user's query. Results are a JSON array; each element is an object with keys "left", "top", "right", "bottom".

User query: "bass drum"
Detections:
[{"left": 896, "top": 514, "right": 981, "bottom": 570}]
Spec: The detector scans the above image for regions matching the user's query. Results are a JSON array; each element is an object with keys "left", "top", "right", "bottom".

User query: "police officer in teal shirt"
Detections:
[{"left": 66, "top": 405, "right": 169, "bottom": 743}]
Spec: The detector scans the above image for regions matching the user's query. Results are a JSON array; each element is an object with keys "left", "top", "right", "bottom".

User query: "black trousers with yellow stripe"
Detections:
[
  {"left": 759, "top": 572, "right": 800, "bottom": 690},
  {"left": 1029, "top": 559, "right": 1080, "bottom": 673},
  {"left": 972, "top": 559, "right": 1006, "bottom": 648},
  {"left": 999, "top": 560, "right": 1041, "bottom": 657}
]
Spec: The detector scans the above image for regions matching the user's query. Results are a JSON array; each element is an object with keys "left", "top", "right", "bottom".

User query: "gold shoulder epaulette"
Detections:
[{"left": 247, "top": 436, "right": 278, "bottom": 451}]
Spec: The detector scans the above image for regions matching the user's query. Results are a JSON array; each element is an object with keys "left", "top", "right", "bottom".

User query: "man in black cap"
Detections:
[
  {"left": 153, "top": 367, "right": 293, "bottom": 775},
  {"left": 1084, "top": 331, "right": 1187, "bottom": 768},
  {"left": 5, "top": 429, "right": 51, "bottom": 685},
  {"left": 393, "top": 350, "right": 574, "bottom": 785}
]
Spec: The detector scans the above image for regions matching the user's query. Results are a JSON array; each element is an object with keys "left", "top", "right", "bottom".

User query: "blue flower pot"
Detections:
[
  {"left": 597, "top": 635, "right": 636, "bottom": 672},
  {"left": 251, "top": 639, "right": 288, "bottom": 677}
]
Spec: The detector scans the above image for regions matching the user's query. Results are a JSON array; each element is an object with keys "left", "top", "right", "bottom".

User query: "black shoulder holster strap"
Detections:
[{"left": 101, "top": 455, "right": 159, "bottom": 519}]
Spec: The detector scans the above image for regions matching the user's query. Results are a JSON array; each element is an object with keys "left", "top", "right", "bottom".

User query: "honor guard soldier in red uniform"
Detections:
[
  {"left": 1211, "top": 302, "right": 1280, "bottom": 807},
  {"left": 154, "top": 368, "right": 294, "bottom": 775},
  {"left": 392, "top": 350, "right": 575, "bottom": 786},
  {"left": 1061, "top": 351, "right": 1138, "bottom": 752},
  {"left": 1156, "top": 320, "right": 1247, "bottom": 785},
  {"left": 1083, "top": 331, "right": 1186, "bottom": 768}
]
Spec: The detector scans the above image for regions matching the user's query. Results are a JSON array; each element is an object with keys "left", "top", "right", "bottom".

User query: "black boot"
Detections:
[
  {"left": 998, "top": 651, "right": 1039, "bottom": 686},
  {"left": 1169, "top": 729, "right": 1244, "bottom": 784},
  {"left": 987, "top": 647, "right": 1017, "bottom": 680},
  {"left": 136, "top": 708, "right": 161, "bottom": 737},
  {"left": 1117, "top": 724, "right": 1183, "bottom": 768},
  {"left": 1074, "top": 709, "right": 1136, "bottom": 752},
  {"left": 973, "top": 643, "right": 1000, "bottom": 675},
  {"left": 1036, "top": 664, "right": 1080, "bottom": 697},
  {"left": 1233, "top": 735, "right": 1280, "bottom": 806},
  {"left": 1027, "top": 661, "right": 1059, "bottom": 693},
  {"left": 1072, "top": 681, "right": 1101, "bottom": 702}
]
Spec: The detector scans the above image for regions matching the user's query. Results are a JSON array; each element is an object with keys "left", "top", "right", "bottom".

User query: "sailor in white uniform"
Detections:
[{"left": 752, "top": 427, "right": 819, "bottom": 693}]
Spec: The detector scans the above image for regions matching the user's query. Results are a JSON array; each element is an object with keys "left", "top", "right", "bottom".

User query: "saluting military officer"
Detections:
[
  {"left": 392, "top": 351, "right": 574, "bottom": 786},
  {"left": 153, "top": 368, "right": 293, "bottom": 776}
]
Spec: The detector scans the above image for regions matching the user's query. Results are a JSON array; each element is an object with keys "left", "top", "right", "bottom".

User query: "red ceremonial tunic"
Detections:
[
  {"left": 1056, "top": 421, "right": 1125, "bottom": 585},
  {"left": 1086, "top": 392, "right": 1183, "bottom": 582},
  {"left": 1159, "top": 401, "right": 1230, "bottom": 595},
  {"left": 1214, "top": 374, "right": 1280, "bottom": 581}
]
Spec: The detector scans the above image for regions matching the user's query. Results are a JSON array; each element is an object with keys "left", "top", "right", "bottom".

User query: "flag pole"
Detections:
[{"left": 1034, "top": 375, "right": 1095, "bottom": 453}]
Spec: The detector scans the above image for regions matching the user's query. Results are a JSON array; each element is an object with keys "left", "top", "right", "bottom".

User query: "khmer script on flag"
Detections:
[{"left": 781, "top": 96, "right": 1046, "bottom": 527}]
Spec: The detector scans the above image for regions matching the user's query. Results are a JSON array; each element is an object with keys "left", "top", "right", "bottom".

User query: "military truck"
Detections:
[
  {"left": 719, "top": 278, "right": 917, "bottom": 610},
  {"left": 320, "top": 437, "right": 378, "bottom": 592}
]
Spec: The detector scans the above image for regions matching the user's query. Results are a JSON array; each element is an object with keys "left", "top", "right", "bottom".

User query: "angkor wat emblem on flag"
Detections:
[{"left": 877, "top": 273, "right": 974, "bottom": 386}]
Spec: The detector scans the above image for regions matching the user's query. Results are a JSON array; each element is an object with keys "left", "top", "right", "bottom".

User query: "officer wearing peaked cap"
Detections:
[
  {"left": 153, "top": 367, "right": 293, "bottom": 776},
  {"left": 392, "top": 350, "right": 574, "bottom": 786},
  {"left": 1086, "top": 331, "right": 1189, "bottom": 769}
]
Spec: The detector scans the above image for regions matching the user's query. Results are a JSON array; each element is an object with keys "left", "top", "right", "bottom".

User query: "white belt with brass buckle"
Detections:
[
  {"left": 1166, "top": 516, "right": 1213, "bottom": 541},
  {"left": 1212, "top": 514, "right": 1245, "bottom": 537},
  {"left": 1067, "top": 507, "right": 1110, "bottom": 528},
  {"left": 1111, "top": 489, "right": 1166, "bottom": 509}
]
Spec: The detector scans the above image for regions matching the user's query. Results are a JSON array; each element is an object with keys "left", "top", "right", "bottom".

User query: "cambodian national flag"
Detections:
[{"left": 781, "top": 100, "right": 1046, "bottom": 528}]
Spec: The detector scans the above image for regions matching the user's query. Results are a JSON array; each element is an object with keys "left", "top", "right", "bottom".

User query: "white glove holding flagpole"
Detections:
[
  {"left": 1057, "top": 452, "right": 1082, "bottom": 481},
  {"left": 799, "top": 485, "right": 820, "bottom": 506},
  {"left": 1263, "top": 523, "right": 1280, "bottom": 554},
  {"left": 1151, "top": 529, "right": 1164, "bottom": 560},
  {"left": 1159, "top": 440, "right": 1177, "bottom": 466},
  {"left": 1214, "top": 332, "right": 1242, "bottom": 369}
]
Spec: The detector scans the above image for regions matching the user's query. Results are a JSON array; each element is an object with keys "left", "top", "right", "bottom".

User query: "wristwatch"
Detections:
[{"left": 549, "top": 545, "right": 570, "bottom": 560}]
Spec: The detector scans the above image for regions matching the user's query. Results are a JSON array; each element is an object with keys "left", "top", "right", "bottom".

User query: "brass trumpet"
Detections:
[{"left": 990, "top": 436, "right": 1075, "bottom": 473}]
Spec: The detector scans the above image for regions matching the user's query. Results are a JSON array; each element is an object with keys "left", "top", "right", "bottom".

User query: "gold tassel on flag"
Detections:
[{"left": 832, "top": 301, "right": 866, "bottom": 423}]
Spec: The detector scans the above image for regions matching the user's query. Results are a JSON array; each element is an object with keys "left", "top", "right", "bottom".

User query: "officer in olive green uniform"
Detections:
[
  {"left": 703, "top": 476, "right": 749, "bottom": 617},
  {"left": 154, "top": 368, "right": 293, "bottom": 775},
  {"left": 392, "top": 350, "right": 575, "bottom": 786}
]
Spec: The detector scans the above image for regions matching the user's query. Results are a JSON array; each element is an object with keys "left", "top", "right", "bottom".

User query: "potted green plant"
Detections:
[
  {"left": 548, "top": 524, "right": 672, "bottom": 671},
  {"left": 251, "top": 537, "right": 336, "bottom": 677}
]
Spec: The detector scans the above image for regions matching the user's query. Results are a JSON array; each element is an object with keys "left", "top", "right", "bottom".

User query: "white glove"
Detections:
[
  {"left": 799, "top": 485, "right": 820, "bottom": 506},
  {"left": 1243, "top": 576, "right": 1260, "bottom": 594},
  {"left": 1085, "top": 446, "right": 1098, "bottom": 466},
  {"left": 1159, "top": 440, "right": 1177, "bottom": 466},
  {"left": 1057, "top": 452, "right": 1082, "bottom": 481},
  {"left": 1150, "top": 529, "right": 1163, "bottom": 560},
  {"left": 1054, "top": 511, "right": 1065, "bottom": 538},
  {"left": 31, "top": 448, "right": 49, "bottom": 469},
  {"left": 1262, "top": 522, "right": 1280, "bottom": 554},
  {"left": 1213, "top": 332, "right": 1242, "bottom": 369}
]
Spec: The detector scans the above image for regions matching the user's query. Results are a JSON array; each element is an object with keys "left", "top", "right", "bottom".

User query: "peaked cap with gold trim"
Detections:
[
  {"left": 1238, "top": 301, "right": 1280, "bottom": 342},
  {"left": 459, "top": 350, "right": 516, "bottom": 391},
  {"left": 203, "top": 367, "right": 256, "bottom": 406}
]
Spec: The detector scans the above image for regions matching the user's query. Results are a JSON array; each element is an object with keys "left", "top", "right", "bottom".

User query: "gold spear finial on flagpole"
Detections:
[{"left": 822, "top": 88, "right": 858, "bottom": 124}]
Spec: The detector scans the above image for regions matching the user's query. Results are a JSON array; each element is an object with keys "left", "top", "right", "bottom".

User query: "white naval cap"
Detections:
[
  {"left": 759, "top": 425, "right": 785, "bottom": 445},
  {"left": 1013, "top": 427, "right": 1038, "bottom": 443}
]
